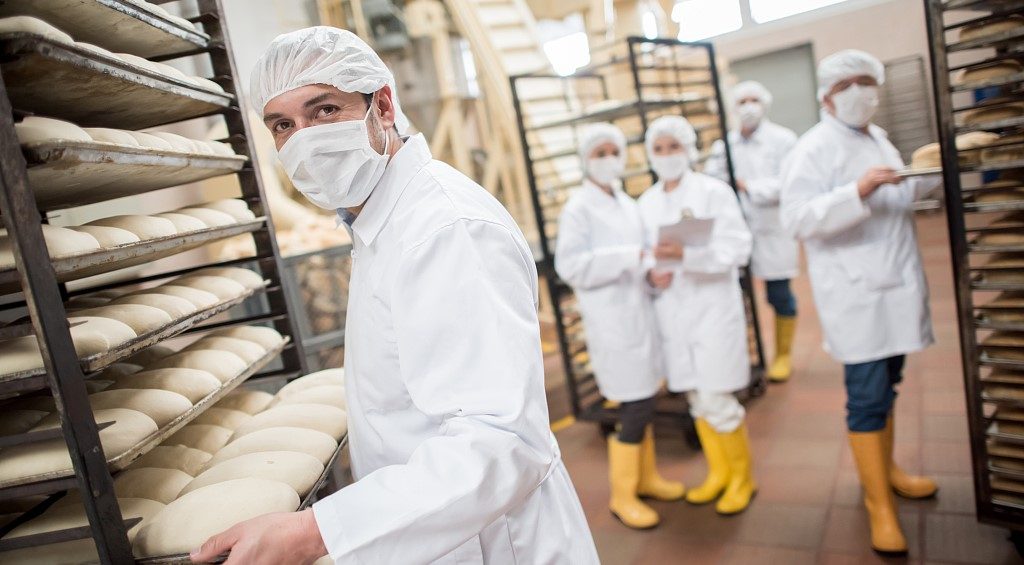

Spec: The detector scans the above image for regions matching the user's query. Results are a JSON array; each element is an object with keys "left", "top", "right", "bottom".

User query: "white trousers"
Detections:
[{"left": 686, "top": 390, "right": 745, "bottom": 433}]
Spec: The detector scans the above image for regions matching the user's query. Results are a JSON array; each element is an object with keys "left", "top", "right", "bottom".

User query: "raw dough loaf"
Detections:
[
  {"left": 963, "top": 102, "right": 1024, "bottom": 127},
  {"left": 54, "top": 467, "right": 191, "bottom": 508},
  {"left": 959, "top": 15, "right": 1024, "bottom": 42},
  {"left": 0, "top": 16, "right": 75, "bottom": 46},
  {"left": 153, "top": 212, "right": 207, "bottom": 233},
  {"left": 987, "top": 384, "right": 1024, "bottom": 400},
  {"left": 76, "top": 41, "right": 117, "bottom": 59},
  {"left": 6, "top": 497, "right": 162, "bottom": 541},
  {"left": 201, "top": 199, "right": 257, "bottom": 222},
  {"left": 208, "top": 427, "right": 338, "bottom": 467},
  {"left": 959, "top": 131, "right": 1003, "bottom": 165},
  {"left": 181, "top": 450, "right": 323, "bottom": 497},
  {"left": 65, "top": 296, "right": 112, "bottom": 308},
  {"left": 192, "top": 77, "right": 225, "bottom": 94},
  {"left": 82, "top": 127, "right": 141, "bottom": 147},
  {"left": 112, "top": 293, "right": 197, "bottom": 319},
  {"left": 232, "top": 404, "right": 347, "bottom": 440},
  {"left": 910, "top": 143, "right": 940, "bottom": 169},
  {"left": 212, "top": 326, "right": 285, "bottom": 350},
  {"left": 86, "top": 215, "right": 177, "bottom": 240},
  {"left": 978, "top": 232, "right": 1024, "bottom": 246},
  {"left": 109, "top": 368, "right": 220, "bottom": 403},
  {"left": 191, "top": 407, "right": 250, "bottom": 430},
  {"left": 141, "top": 285, "right": 219, "bottom": 308},
  {"left": 277, "top": 385, "right": 346, "bottom": 411},
  {"left": 958, "top": 61, "right": 1024, "bottom": 85},
  {"left": 175, "top": 207, "right": 237, "bottom": 227},
  {"left": 152, "top": 350, "right": 247, "bottom": 383},
  {"left": 129, "top": 445, "right": 211, "bottom": 476},
  {"left": 184, "top": 336, "right": 266, "bottom": 363},
  {"left": 66, "top": 315, "right": 138, "bottom": 356},
  {"left": 99, "top": 362, "right": 144, "bottom": 379},
  {"left": 87, "top": 389, "right": 192, "bottom": 427},
  {"left": 0, "top": 337, "right": 47, "bottom": 374},
  {"left": 214, "top": 389, "right": 274, "bottom": 414},
  {"left": 132, "top": 478, "right": 299, "bottom": 557},
  {"left": 985, "top": 332, "right": 1024, "bottom": 348},
  {"left": 276, "top": 369, "right": 345, "bottom": 400},
  {"left": 0, "top": 409, "right": 48, "bottom": 436},
  {"left": 68, "top": 225, "right": 141, "bottom": 247},
  {"left": 982, "top": 134, "right": 1024, "bottom": 163},
  {"left": 14, "top": 116, "right": 92, "bottom": 144},
  {"left": 31, "top": 224, "right": 102, "bottom": 259},
  {"left": 205, "top": 139, "right": 235, "bottom": 155},
  {"left": 976, "top": 189, "right": 1024, "bottom": 203},
  {"left": 193, "top": 266, "right": 265, "bottom": 290},
  {"left": 146, "top": 131, "right": 202, "bottom": 153},
  {"left": 0, "top": 409, "right": 158, "bottom": 481},
  {"left": 124, "top": 344, "right": 178, "bottom": 366},
  {"left": 165, "top": 424, "right": 233, "bottom": 454},
  {"left": 125, "top": 130, "right": 174, "bottom": 151},
  {"left": 172, "top": 275, "right": 246, "bottom": 300},
  {"left": 73, "top": 304, "right": 172, "bottom": 334}
]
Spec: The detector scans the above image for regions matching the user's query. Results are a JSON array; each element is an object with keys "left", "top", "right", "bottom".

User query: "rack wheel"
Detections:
[{"left": 1010, "top": 529, "right": 1024, "bottom": 559}]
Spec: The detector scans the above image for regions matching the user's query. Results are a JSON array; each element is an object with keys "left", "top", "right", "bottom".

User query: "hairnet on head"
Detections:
[
  {"left": 644, "top": 115, "right": 698, "bottom": 162},
  {"left": 577, "top": 122, "right": 627, "bottom": 162},
  {"left": 249, "top": 26, "right": 410, "bottom": 132},
  {"left": 732, "top": 80, "right": 772, "bottom": 108},
  {"left": 816, "top": 49, "right": 885, "bottom": 102}
]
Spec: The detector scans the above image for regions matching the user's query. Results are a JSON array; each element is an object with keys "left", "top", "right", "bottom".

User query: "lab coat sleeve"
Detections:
[
  {"left": 907, "top": 174, "right": 943, "bottom": 202},
  {"left": 780, "top": 146, "right": 871, "bottom": 240},
  {"left": 682, "top": 188, "right": 752, "bottom": 274},
  {"left": 313, "top": 220, "right": 555, "bottom": 564},
  {"left": 704, "top": 140, "right": 729, "bottom": 184},
  {"left": 744, "top": 176, "right": 783, "bottom": 207},
  {"left": 554, "top": 204, "right": 643, "bottom": 290}
]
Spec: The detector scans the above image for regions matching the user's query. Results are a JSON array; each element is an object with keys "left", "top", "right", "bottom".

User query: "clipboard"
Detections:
[{"left": 658, "top": 216, "right": 714, "bottom": 247}]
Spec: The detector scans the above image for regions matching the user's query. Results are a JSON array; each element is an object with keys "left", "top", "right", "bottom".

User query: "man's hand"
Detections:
[
  {"left": 736, "top": 179, "right": 748, "bottom": 193},
  {"left": 653, "top": 241, "right": 684, "bottom": 262},
  {"left": 857, "top": 167, "right": 900, "bottom": 199},
  {"left": 646, "top": 269, "right": 673, "bottom": 289},
  {"left": 190, "top": 509, "right": 328, "bottom": 565}
]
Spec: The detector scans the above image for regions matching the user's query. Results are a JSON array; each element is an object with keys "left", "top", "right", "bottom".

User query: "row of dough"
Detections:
[
  {"left": 0, "top": 199, "right": 256, "bottom": 269},
  {"left": 910, "top": 131, "right": 1024, "bottom": 170},
  {"left": 16, "top": 116, "right": 237, "bottom": 156},
  {"left": 0, "top": 369, "right": 346, "bottom": 563},
  {"left": 0, "top": 267, "right": 266, "bottom": 376},
  {"left": 0, "top": 16, "right": 221, "bottom": 93}
]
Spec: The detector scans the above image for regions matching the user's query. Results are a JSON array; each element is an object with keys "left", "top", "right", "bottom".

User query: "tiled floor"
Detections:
[{"left": 549, "top": 213, "right": 1024, "bottom": 564}]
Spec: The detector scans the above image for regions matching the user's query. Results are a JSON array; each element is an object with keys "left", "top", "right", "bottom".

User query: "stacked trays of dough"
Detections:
[{"left": 0, "top": 267, "right": 267, "bottom": 379}]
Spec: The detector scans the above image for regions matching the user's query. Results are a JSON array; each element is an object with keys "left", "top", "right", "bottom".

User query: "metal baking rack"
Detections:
[
  {"left": 0, "top": 0, "right": 313, "bottom": 562},
  {"left": 510, "top": 36, "right": 766, "bottom": 448}
]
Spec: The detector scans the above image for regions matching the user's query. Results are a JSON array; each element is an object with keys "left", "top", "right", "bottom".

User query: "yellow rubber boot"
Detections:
[
  {"left": 767, "top": 315, "right": 796, "bottom": 382},
  {"left": 884, "top": 415, "right": 938, "bottom": 499},
  {"left": 685, "top": 419, "right": 730, "bottom": 505},
  {"left": 715, "top": 423, "right": 757, "bottom": 515},
  {"left": 608, "top": 436, "right": 660, "bottom": 529},
  {"left": 849, "top": 431, "right": 908, "bottom": 556},
  {"left": 637, "top": 426, "right": 686, "bottom": 501}
]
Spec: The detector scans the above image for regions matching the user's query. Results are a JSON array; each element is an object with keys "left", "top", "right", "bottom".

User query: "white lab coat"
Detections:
[
  {"left": 705, "top": 120, "right": 800, "bottom": 280},
  {"left": 554, "top": 180, "right": 662, "bottom": 402},
  {"left": 313, "top": 135, "right": 598, "bottom": 564},
  {"left": 637, "top": 173, "right": 753, "bottom": 394},
  {"left": 779, "top": 113, "right": 940, "bottom": 364}
]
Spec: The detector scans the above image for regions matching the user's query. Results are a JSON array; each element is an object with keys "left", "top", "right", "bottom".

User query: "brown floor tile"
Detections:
[
  {"left": 631, "top": 538, "right": 726, "bottom": 564},
  {"left": 921, "top": 442, "right": 973, "bottom": 475},
  {"left": 721, "top": 544, "right": 817, "bottom": 565},
  {"left": 922, "top": 391, "right": 968, "bottom": 416},
  {"left": 922, "top": 513, "right": 1020, "bottom": 564},
  {"left": 921, "top": 414, "right": 969, "bottom": 443},
  {"left": 755, "top": 466, "right": 835, "bottom": 506},
  {"left": 762, "top": 438, "right": 843, "bottom": 470},
  {"left": 902, "top": 474, "right": 975, "bottom": 515},
  {"left": 819, "top": 552, "right": 922, "bottom": 565},
  {"left": 822, "top": 506, "right": 921, "bottom": 558},
  {"left": 733, "top": 503, "right": 827, "bottom": 549}
]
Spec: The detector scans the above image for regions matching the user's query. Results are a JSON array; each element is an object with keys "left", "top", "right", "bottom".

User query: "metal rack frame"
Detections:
[
  {"left": 510, "top": 36, "right": 766, "bottom": 440},
  {"left": 0, "top": 0, "right": 309, "bottom": 561}
]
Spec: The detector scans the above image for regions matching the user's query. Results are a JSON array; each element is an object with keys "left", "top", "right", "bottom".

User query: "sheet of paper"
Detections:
[{"left": 658, "top": 217, "right": 714, "bottom": 247}]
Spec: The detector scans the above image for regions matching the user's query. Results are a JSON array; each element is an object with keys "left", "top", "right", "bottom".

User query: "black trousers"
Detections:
[{"left": 618, "top": 396, "right": 656, "bottom": 443}]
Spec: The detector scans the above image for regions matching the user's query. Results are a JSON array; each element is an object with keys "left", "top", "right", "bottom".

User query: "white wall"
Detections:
[{"left": 221, "top": 0, "right": 318, "bottom": 94}]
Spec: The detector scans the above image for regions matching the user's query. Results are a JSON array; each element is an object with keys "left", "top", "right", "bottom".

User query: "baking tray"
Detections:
[
  {"left": 943, "top": 0, "right": 1024, "bottom": 12},
  {"left": 975, "top": 317, "right": 1024, "bottom": 332},
  {"left": 948, "top": 26, "right": 1024, "bottom": 52},
  {"left": 961, "top": 157, "right": 1024, "bottom": 176},
  {"left": 897, "top": 167, "right": 943, "bottom": 178},
  {"left": 528, "top": 95, "right": 715, "bottom": 131},
  {"left": 958, "top": 115, "right": 1024, "bottom": 134},
  {"left": 0, "top": 219, "right": 264, "bottom": 291},
  {"left": 23, "top": 141, "right": 247, "bottom": 210},
  {"left": 988, "top": 421, "right": 1024, "bottom": 445},
  {"left": 951, "top": 69, "right": 1024, "bottom": 93},
  {"left": 0, "top": 34, "right": 232, "bottom": 129},
  {"left": 969, "top": 243, "right": 1024, "bottom": 253},
  {"left": 0, "top": 0, "right": 210, "bottom": 58},
  {"left": 964, "top": 194, "right": 1024, "bottom": 214},
  {"left": 0, "top": 338, "right": 288, "bottom": 490},
  {"left": 0, "top": 284, "right": 267, "bottom": 392}
]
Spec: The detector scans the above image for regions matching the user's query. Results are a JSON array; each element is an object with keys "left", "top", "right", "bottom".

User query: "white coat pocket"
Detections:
[{"left": 834, "top": 242, "right": 903, "bottom": 291}]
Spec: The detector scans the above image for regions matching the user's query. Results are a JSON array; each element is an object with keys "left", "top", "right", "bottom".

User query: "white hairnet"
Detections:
[
  {"left": 249, "top": 26, "right": 410, "bottom": 132},
  {"left": 577, "top": 122, "right": 627, "bottom": 162},
  {"left": 816, "top": 49, "right": 885, "bottom": 102},
  {"left": 644, "top": 115, "right": 698, "bottom": 162},
  {"left": 732, "top": 80, "right": 772, "bottom": 108}
]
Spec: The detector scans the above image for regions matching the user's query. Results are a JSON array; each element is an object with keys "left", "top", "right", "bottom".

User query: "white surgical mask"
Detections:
[
  {"left": 831, "top": 84, "right": 879, "bottom": 128},
  {"left": 587, "top": 155, "right": 625, "bottom": 186},
  {"left": 278, "top": 105, "right": 389, "bottom": 210},
  {"left": 650, "top": 153, "right": 688, "bottom": 182},
  {"left": 737, "top": 101, "right": 764, "bottom": 129}
]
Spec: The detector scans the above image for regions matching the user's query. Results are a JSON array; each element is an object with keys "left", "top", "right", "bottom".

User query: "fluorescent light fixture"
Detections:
[
  {"left": 672, "top": 0, "right": 742, "bottom": 41},
  {"left": 543, "top": 31, "right": 591, "bottom": 76},
  {"left": 750, "top": 0, "right": 851, "bottom": 23}
]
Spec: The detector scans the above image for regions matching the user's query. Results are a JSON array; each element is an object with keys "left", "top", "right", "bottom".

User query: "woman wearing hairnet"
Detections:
[
  {"left": 190, "top": 27, "right": 599, "bottom": 564},
  {"left": 555, "top": 122, "right": 685, "bottom": 530},
  {"left": 706, "top": 81, "right": 801, "bottom": 383},
  {"left": 636, "top": 116, "right": 756, "bottom": 515},
  {"left": 780, "top": 49, "right": 942, "bottom": 556}
]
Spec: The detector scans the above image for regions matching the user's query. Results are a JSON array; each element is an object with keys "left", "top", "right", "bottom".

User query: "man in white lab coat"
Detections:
[
  {"left": 780, "top": 49, "right": 940, "bottom": 557},
  {"left": 190, "top": 27, "right": 598, "bottom": 565},
  {"left": 706, "top": 81, "right": 800, "bottom": 383}
]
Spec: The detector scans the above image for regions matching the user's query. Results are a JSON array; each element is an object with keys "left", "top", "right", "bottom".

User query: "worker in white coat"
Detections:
[
  {"left": 191, "top": 27, "right": 598, "bottom": 565},
  {"left": 706, "top": 81, "right": 800, "bottom": 383},
  {"left": 636, "top": 116, "right": 757, "bottom": 515},
  {"left": 555, "top": 122, "right": 686, "bottom": 530},
  {"left": 779, "top": 49, "right": 940, "bottom": 556}
]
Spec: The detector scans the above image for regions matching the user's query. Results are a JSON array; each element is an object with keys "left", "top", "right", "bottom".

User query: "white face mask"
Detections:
[
  {"left": 737, "top": 101, "right": 764, "bottom": 129},
  {"left": 587, "top": 155, "right": 625, "bottom": 186},
  {"left": 278, "top": 105, "right": 389, "bottom": 210},
  {"left": 650, "top": 153, "right": 688, "bottom": 182},
  {"left": 831, "top": 84, "right": 879, "bottom": 128}
]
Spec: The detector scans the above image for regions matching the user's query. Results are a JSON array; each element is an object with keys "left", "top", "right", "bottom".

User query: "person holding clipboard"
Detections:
[
  {"left": 555, "top": 123, "right": 686, "bottom": 530},
  {"left": 636, "top": 116, "right": 757, "bottom": 515}
]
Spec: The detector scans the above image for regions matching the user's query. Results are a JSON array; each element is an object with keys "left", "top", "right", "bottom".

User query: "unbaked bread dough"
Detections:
[
  {"left": 982, "top": 134, "right": 1024, "bottom": 163},
  {"left": 959, "top": 15, "right": 1024, "bottom": 42},
  {"left": 181, "top": 450, "right": 323, "bottom": 497},
  {"left": 152, "top": 350, "right": 247, "bottom": 383},
  {"left": 205, "top": 139, "right": 235, "bottom": 155},
  {"left": 153, "top": 212, "right": 207, "bottom": 233},
  {"left": 910, "top": 143, "right": 940, "bottom": 169},
  {"left": 99, "top": 362, "right": 144, "bottom": 379},
  {"left": 201, "top": 199, "right": 257, "bottom": 222},
  {"left": 54, "top": 467, "right": 191, "bottom": 508},
  {"left": 112, "top": 293, "right": 197, "bottom": 319},
  {"left": 141, "top": 285, "right": 219, "bottom": 308},
  {"left": 172, "top": 275, "right": 246, "bottom": 300},
  {"left": 978, "top": 232, "right": 1024, "bottom": 246},
  {"left": 0, "top": 336, "right": 46, "bottom": 374},
  {"left": 109, "top": 368, "right": 220, "bottom": 403},
  {"left": 82, "top": 127, "right": 142, "bottom": 147},
  {"left": 15, "top": 116, "right": 92, "bottom": 145},
  {"left": 132, "top": 478, "right": 299, "bottom": 557},
  {"left": 32, "top": 224, "right": 102, "bottom": 259},
  {"left": 67, "top": 315, "right": 138, "bottom": 356},
  {"left": 72, "top": 304, "right": 172, "bottom": 335},
  {"left": 184, "top": 336, "right": 266, "bottom": 364},
  {"left": 212, "top": 326, "right": 285, "bottom": 350},
  {"left": 987, "top": 384, "right": 1024, "bottom": 400},
  {"left": 125, "top": 130, "right": 174, "bottom": 151},
  {"left": 214, "top": 389, "right": 274, "bottom": 414},
  {"left": 277, "top": 385, "right": 346, "bottom": 411},
  {"left": 232, "top": 404, "right": 347, "bottom": 441},
  {"left": 165, "top": 424, "right": 233, "bottom": 454},
  {"left": 975, "top": 189, "right": 1024, "bottom": 204},
  {"left": 960, "top": 131, "right": 1003, "bottom": 165},
  {"left": 0, "top": 409, "right": 158, "bottom": 482},
  {"left": 86, "top": 215, "right": 178, "bottom": 240},
  {"left": 192, "top": 77, "right": 225, "bottom": 94},
  {"left": 959, "top": 61, "right": 1024, "bottom": 86},
  {"left": 174, "top": 207, "right": 237, "bottom": 227},
  {"left": 208, "top": 426, "right": 338, "bottom": 467},
  {"left": 146, "top": 131, "right": 202, "bottom": 153},
  {"left": 129, "top": 445, "right": 212, "bottom": 476},
  {"left": 191, "top": 407, "right": 250, "bottom": 430},
  {"left": 0, "top": 409, "right": 48, "bottom": 436},
  {"left": 193, "top": 266, "right": 265, "bottom": 290},
  {"left": 6, "top": 497, "right": 162, "bottom": 541},
  {"left": 66, "top": 296, "right": 112, "bottom": 308},
  {"left": 68, "top": 224, "right": 141, "bottom": 247},
  {"left": 124, "top": 344, "right": 178, "bottom": 366},
  {"left": 0, "top": 16, "right": 75, "bottom": 46},
  {"left": 276, "top": 369, "right": 345, "bottom": 400},
  {"left": 963, "top": 102, "right": 1024, "bottom": 127},
  {"left": 86, "top": 388, "right": 192, "bottom": 427}
]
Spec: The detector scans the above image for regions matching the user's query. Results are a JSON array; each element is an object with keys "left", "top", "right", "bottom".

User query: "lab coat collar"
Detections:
[
  {"left": 733, "top": 120, "right": 770, "bottom": 144},
  {"left": 580, "top": 178, "right": 625, "bottom": 207},
  {"left": 349, "top": 134, "right": 431, "bottom": 247},
  {"left": 820, "top": 110, "right": 887, "bottom": 142}
]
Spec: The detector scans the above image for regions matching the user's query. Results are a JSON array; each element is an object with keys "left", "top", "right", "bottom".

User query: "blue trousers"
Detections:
[
  {"left": 765, "top": 278, "right": 797, "bottom": 317},
  {"left": 843, "top": 355, "right": 905, "bottom": 432}
]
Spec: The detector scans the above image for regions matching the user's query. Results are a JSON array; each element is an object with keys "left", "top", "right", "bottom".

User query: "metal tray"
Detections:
[
  {"left": 988, "top": 421, "right": 1024, "bottom": 445},
  {"left": 948, "top": 26, "right": 1024, "bottom": 52},
  {"left": 952, "top": 70, "right": 1024, "bottom": 93},
  {"left": 0, "top": 35, "right": 232, "bottom": 129},
  {"left": 0, "top": 338, "right": 288, "bottom": 490},
  {"left": 897, "top": 167, "right": 943, "bottom": 178},
  {"left": 0, "top": 284, "right": 267, "bottom": 392},
  {"left": 0, "top": 219, "right": 264, "bottom": 291},
  {"left": 0, "top": 0, "right": 210, "bottom": 58},
  {"left": 528, "top": 94, "right": 715, "bottom": 131},
  {"left": 943, "top": 0, "right": 1024, "bottom": 12},
  {"left": 22, "top": 141, "right": 247, "bottom": 210},
  {"left": 964, "top": 195, "right": 1024, "bottom": 214},
  {"left": 975, "top": 318, "right": 1024, "bottom": 332},
  {"left": 970, "top": 243, "right": 1024, "bottom": 253},
  {"left": 961, "top": 157, "right": 1024, "bottom": 176},
  {"left": 958, "top": 115, "right": 1024, "bottom": 135},
  {"left": 990, "top": 462, "right": 1024, "bottom": 481}
]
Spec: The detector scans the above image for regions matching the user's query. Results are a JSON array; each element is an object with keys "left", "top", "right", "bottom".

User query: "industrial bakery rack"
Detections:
[
  {"left": 510, "top": 36, "right": 766, "bottom": 443},
  {"left": 0, "top": 0, "right": 325, "bottom": 562},
  {"left": 924, "top": 0, "right": 1024, "bottom": 554}
]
